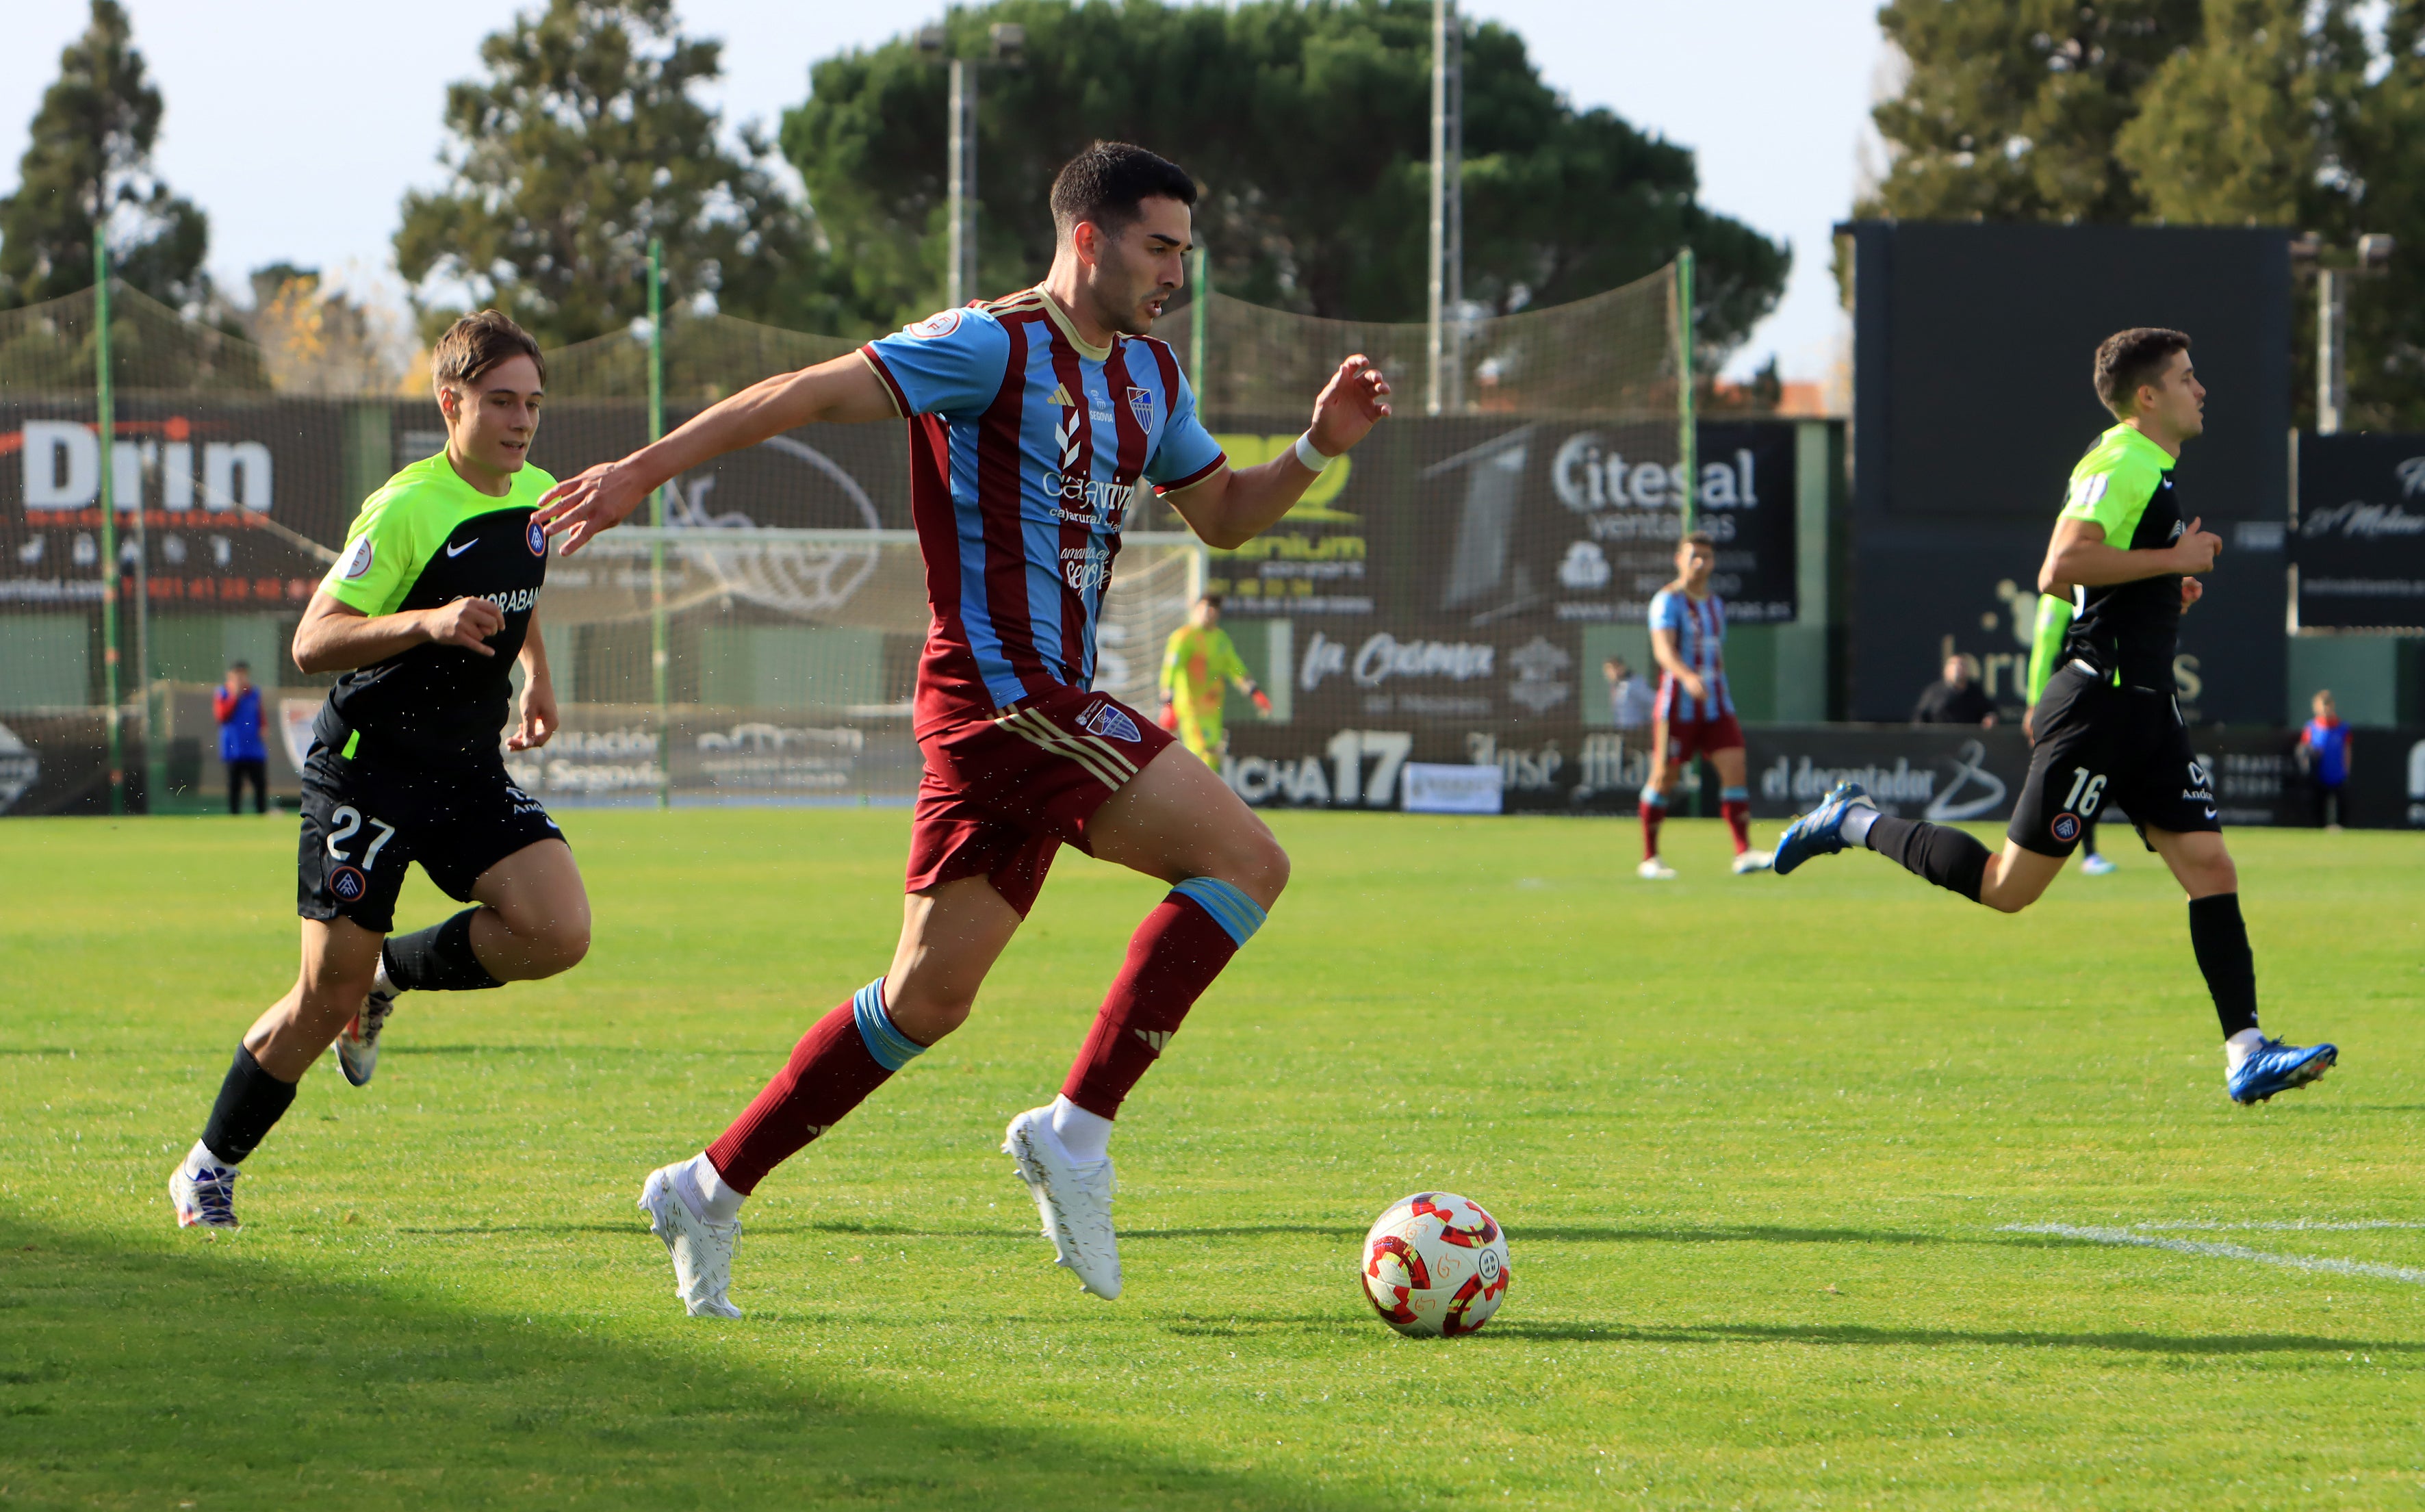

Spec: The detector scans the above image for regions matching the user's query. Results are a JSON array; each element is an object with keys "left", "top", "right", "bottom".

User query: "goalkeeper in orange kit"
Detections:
[{"left": 1157, "top": 594, "right": 1270, "bottom": 766}]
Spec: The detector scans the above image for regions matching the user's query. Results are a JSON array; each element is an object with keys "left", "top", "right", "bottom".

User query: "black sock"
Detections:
[
  {"left": 2187, "top": 893, "right": 2259, "bottom": 1039},
  {"left": 382, "top": 908, "right": 503, "bottom": 992},
  {"left": 199, "top": 1045, "right": 297, "bottom": 1166},
  {"left": 1864, "top": 815, "right": 1991, "bottom": 903}
]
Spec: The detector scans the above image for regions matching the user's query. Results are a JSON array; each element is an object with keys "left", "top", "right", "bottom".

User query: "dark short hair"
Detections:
[
  {"left": 2094, "top": 328, "right": 2190, "bottom": 414},
  {"left": 1680, "top": 531, "right": 1716, "bottom": 551},
  {"left": 433, "top": 309, "right": 546, "bottom": 389},
  {"left": 229, "top": 659, "right": 250, "bottom": 671},
  {"left": 1051, "top": 142, "right": 1196, "bottom": 242},
  {"left": 1196, "top": 592, "right": 1223, "bottom": 610}
]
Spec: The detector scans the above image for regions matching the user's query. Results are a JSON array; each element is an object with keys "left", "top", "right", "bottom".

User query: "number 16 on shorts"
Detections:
[{"left": 2052, "top": 766, "right": 2106, "bottom": 843}]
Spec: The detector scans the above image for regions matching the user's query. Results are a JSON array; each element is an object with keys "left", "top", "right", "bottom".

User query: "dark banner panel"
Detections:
[
  {"left": 2293, "top": 432, "right": 2425, "bottom": 630},
  {"left": 1847, "top": 222, "right": 2291, "bottom": 723},
  {"left": 1218, "top": 721, "right": 2425, "bottom": 830}
]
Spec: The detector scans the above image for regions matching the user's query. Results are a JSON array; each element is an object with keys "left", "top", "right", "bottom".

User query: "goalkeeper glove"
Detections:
[
  {"left": 1156, "top": 701, "right": 1179, "bottom": 731},
  {"left": 1250, "top": 688, "right": 1273, "bottom": 715}
]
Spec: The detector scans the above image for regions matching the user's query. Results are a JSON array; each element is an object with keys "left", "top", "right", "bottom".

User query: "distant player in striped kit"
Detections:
[
  {"left": 537, "top": 142, "right": 1393, "bottom": 1317},
  {"left": 1638, "top": 533, "right": 1770, "bottom": 878}
]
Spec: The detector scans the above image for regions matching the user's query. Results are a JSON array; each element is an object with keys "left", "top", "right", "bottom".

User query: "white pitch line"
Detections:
[
  {"left": 2002, "top": 1223, "right": 2425, "bottom": 1287},
  {"left": 2130, "top": 1220, "right": 2425, "bottom": 1233}
]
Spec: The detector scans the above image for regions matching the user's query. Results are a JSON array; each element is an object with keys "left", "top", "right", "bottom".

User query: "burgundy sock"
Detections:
[
  {"left": 1722, "top": 798, "right": 1751, "bottom": 854},
  {"left": 1640, "top": 799, "right": 1665, "bottom": 860},
  {"left": 1061, "top": 894, "right": 1241, "bottom": 1120},
  {"left": 706, "top": 999, "right": 895, "bottom": 1194}
]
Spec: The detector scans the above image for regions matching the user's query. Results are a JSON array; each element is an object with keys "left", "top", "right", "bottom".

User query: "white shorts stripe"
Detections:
[{"left": 999, "top": 706, "right": 1135, "bottom": 789}]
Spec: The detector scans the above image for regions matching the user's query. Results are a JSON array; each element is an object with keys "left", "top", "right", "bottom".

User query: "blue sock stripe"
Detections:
[
  {"left": 1170, "top": 877, "right": 1266, "bottom": 947},
  {"left": 1721, "top": 786, "right": 1749, "bottom": 802},
  {"left": 851, "top": 977, "right": 925, "bottom": 1072},
  {"left": 1640, "top": 788, "right": 1667, "bottom": 807}
]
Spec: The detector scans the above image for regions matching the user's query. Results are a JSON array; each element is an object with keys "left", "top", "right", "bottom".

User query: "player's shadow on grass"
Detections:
[
  {"left": 0, "top": 1216, "right": 1396, "bottom": 1511},
  {"left": 1484, "top": 1319, "right": 2425, "bottom": 1356}
]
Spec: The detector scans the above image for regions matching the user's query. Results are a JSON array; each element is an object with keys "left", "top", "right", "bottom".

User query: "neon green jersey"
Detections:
[
  {"left": 1160, "top": 624, "right": 1248, "bottom": 715},
  {"left": 313, "top": 453, "right": 557, "bottom": 762},
  {"left": 2053, "top": 423, "right": 2183, "bottom": 689}
]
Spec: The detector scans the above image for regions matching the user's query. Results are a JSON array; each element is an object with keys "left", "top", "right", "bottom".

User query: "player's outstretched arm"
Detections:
[
  {"left": 292, "top": 591, "right": 506, "bottom": 676},
  {"left": 2037, "top": 515, "right": 2218, "bottom": 593},
  {"left": 1163, "top": 357, "right": 1390, "bottom": 550},
  {"left": 535, "top": 354, "right": 898, "bottom": 554}
]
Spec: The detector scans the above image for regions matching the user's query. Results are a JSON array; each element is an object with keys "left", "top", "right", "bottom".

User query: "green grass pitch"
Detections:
[{"left": 4, "top": 809, "right": 2424, "bottom": 1508}]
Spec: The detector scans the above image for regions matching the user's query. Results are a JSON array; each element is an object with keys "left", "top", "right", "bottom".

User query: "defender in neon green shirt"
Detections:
[
  {"left": 167, "top": 312, "right": 598, "bottom": 1234},
  {"left": 1775, "top": 326, "right": 2337, "bottom": 1105},
  {"left": 1157, "top": 594, "right": 1270, "bottom": 765}
]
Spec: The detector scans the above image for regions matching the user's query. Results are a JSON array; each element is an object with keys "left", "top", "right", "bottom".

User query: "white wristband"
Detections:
[{"left": 1292, "top": 431, "right": 1337, "bottom": 473}]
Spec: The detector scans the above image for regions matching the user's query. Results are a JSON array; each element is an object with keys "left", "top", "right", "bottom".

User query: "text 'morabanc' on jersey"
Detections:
[{"left": 860, "top": 288, "right": 1225, "bottom": 731}]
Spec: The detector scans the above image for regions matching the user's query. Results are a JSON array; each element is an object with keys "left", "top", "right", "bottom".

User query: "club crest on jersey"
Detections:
[
  {"left": 2051, "top": 812, "right": 2081, "bottom": 843},
  {"left": 526, "top": 519, "right": 548, "bottom": 555},
  {"left": 341, "top": 537, "right": 374, "bottom": 580},
  {"left": 1082, "top": 702, "right": 1142, "bottom": 743},
  {"left": 905, "top": 309, "right": 964, "bottom": 340},
  {"left": 328, "top": 864, "right": 368, "bottom": 902},
  {"left": 1127, "top": 385, "right": 1153, "bottom": 422}
]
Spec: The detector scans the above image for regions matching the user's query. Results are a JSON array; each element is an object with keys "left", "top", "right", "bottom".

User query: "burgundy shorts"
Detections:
[
  {"left": 904, "top": 684, "right": 1176, "bottom": 916},
  {"left": 1660, "top": 710, "right": 1745, "bottom": 763}
]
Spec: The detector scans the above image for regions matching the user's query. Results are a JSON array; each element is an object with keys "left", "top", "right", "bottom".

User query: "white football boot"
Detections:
[
  {"left": 333, "top": 979, "right": 398, "bottom": 1088},
  {"left": 1003, "top": 1106, "right": 1121, "bottom": 1299},
  {"left": 1731, "top": 849, "right": 1775, "bottom": 875},
  {"left": 1637, "top": 857, "right": 1677, "bottom": 880},
  {"left": 170, "top": 1160, "right": 240, "bottom": 1230},
  {"left": 638, "top": 1163, "right": 743, "bottom": 1318}
]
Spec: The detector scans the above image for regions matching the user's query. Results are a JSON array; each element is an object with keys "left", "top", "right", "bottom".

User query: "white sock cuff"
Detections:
[
  {"left": 185, "top": 1138, "right": 232, "bottom": 1176},
  {"left": 680, "top": 1151, "right": 745, "bottom": 1225},
  {"left": 1840, "top": 806, "right": 1879, "bottom": 847},
  {"left": 1049, "top": 1094, "right": 1114, "bottom": 1164}
]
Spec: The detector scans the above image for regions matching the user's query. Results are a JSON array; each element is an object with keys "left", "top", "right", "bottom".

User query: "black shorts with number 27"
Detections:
[
  {"left": 2008, "top": 663, "right": 2219, "bottom": 858},
  {"left": 297, "top": 745, "right": 564, "bottom": 935}
]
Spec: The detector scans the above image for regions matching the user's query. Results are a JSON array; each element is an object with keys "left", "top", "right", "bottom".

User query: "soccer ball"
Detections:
[{"left": 1359, "top": 1191, "right": 1511, "bottom": 1336}]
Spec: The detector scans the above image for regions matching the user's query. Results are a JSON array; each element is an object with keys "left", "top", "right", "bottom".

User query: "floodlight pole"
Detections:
[
  {"left": 1425, "top": 0, "right": 1462, "bottom": 416},
  {"left": 1189, "top": 242, "right": 1209, "bottom": 401},
  {"left": 947, "top": 59, "right": 977, "bottom": 309},
  {"left": 1676, "top": 248, "right": 1698, "bottom": 531},
  {"left": 648, "top": 236, "right": 671, "bottom": 810},
  {"left": 95, "top": 226, "right": 123, "bottom": 816},
  {"left": 2317, "top": 268, "right": 2346, "bottom": 435}
]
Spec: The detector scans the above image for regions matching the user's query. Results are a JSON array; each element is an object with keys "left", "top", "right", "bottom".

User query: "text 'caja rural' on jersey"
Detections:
[
  {"left": 1647, "top": 588, "right": 1732, "bottom": 721},
  {"left": 313, "top": 453, "right": 556, "bottom": 764},
  {"left": 2057, "top": 423, "right": 2185, "bottom": 691},
  {"left": 858, "top": 288, "right": 1226, "bottom": 734}
]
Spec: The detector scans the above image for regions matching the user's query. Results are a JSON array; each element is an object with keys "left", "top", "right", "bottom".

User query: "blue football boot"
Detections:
[
  {"left": 2227, "top": 1038, "right": 2339, "bottom": 1105},
  {"left": 1771, "top": 781, "right": 1875, "bottom": 876}
]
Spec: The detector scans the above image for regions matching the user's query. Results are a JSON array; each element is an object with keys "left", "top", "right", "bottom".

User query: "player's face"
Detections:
[
  {"left": 1192, "top": 599, "right": 1220, "bottom": 628},
  {"left": 1086, "top": 196, "right": 1192, "bottom": 336},
  {"left": 440, "top": 355, "right": 545, "bottom": 479},
  {"left": 1677, "top": 543, "right": 1714, "bottom": 588},
  {"left": 2140, "top": 350, "right": 2205, "bottom": 439}
]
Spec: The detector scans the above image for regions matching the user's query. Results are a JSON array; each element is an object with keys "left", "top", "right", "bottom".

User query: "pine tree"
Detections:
[
  {"left": 394, "top": 0, "right": 814, "bottom": 346},
  {"left": 0, "top": 0, "right": 210, "bottom": 311},
  {"left": 1864, "top": 0, "right": 2201, "bottom": 222}
]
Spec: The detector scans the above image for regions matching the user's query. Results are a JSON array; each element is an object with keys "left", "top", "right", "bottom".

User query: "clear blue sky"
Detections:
[{"left": 0, "top": 0, "right": 1884, "bottom": 380}]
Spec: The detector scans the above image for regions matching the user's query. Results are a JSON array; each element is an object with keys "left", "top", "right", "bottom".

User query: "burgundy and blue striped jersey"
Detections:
[
  {"left": 860, "top": 287, "right": 1226, "bottom": 735},
  {"left": 1648, "top": 587, "right": 1734, "bottom": 722}
]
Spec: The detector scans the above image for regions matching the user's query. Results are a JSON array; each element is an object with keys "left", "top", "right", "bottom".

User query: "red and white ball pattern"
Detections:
[{"left": 1360, "top": 1191, "right": 1510, "bottom": 1337}]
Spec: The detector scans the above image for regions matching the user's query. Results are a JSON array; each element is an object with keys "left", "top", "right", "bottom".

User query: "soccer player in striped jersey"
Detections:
[
  {"left": 1638, "top": 533, "right": 1769, "bottom": 878},
  {"left": 537, "top": 142, "right": 1391, "bottom": 1317}
]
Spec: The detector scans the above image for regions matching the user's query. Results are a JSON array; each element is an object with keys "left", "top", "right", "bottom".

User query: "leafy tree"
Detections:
[
  {"left": 780, "top": 0, "right": 1787, "bottom": 356},
  {"left": 1864, "top": 0, "right": 2201, "bottom": 224},
  {"left": 0, "top": 0, "right": 210, "bottom": 311},
  {"left": 394, "top": 0, "right": 817, "bottom": 347},
  {"left": 243, "top": 265, "right": 410, "bottom": 395}
]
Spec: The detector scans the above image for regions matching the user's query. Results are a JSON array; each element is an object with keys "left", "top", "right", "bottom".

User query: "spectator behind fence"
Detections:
[
  {"left": 1912, "top": 653, "right": 1997, "bottom": 726},
  {"left": 213, "top": 660, "right": 268, "bottom": 814},
  {"left": 2296, "top": 689, "right": 2351, "bottom": 830},
  {"left": 1604, "top": 656, "right": 1654, "bottom": 732}
]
